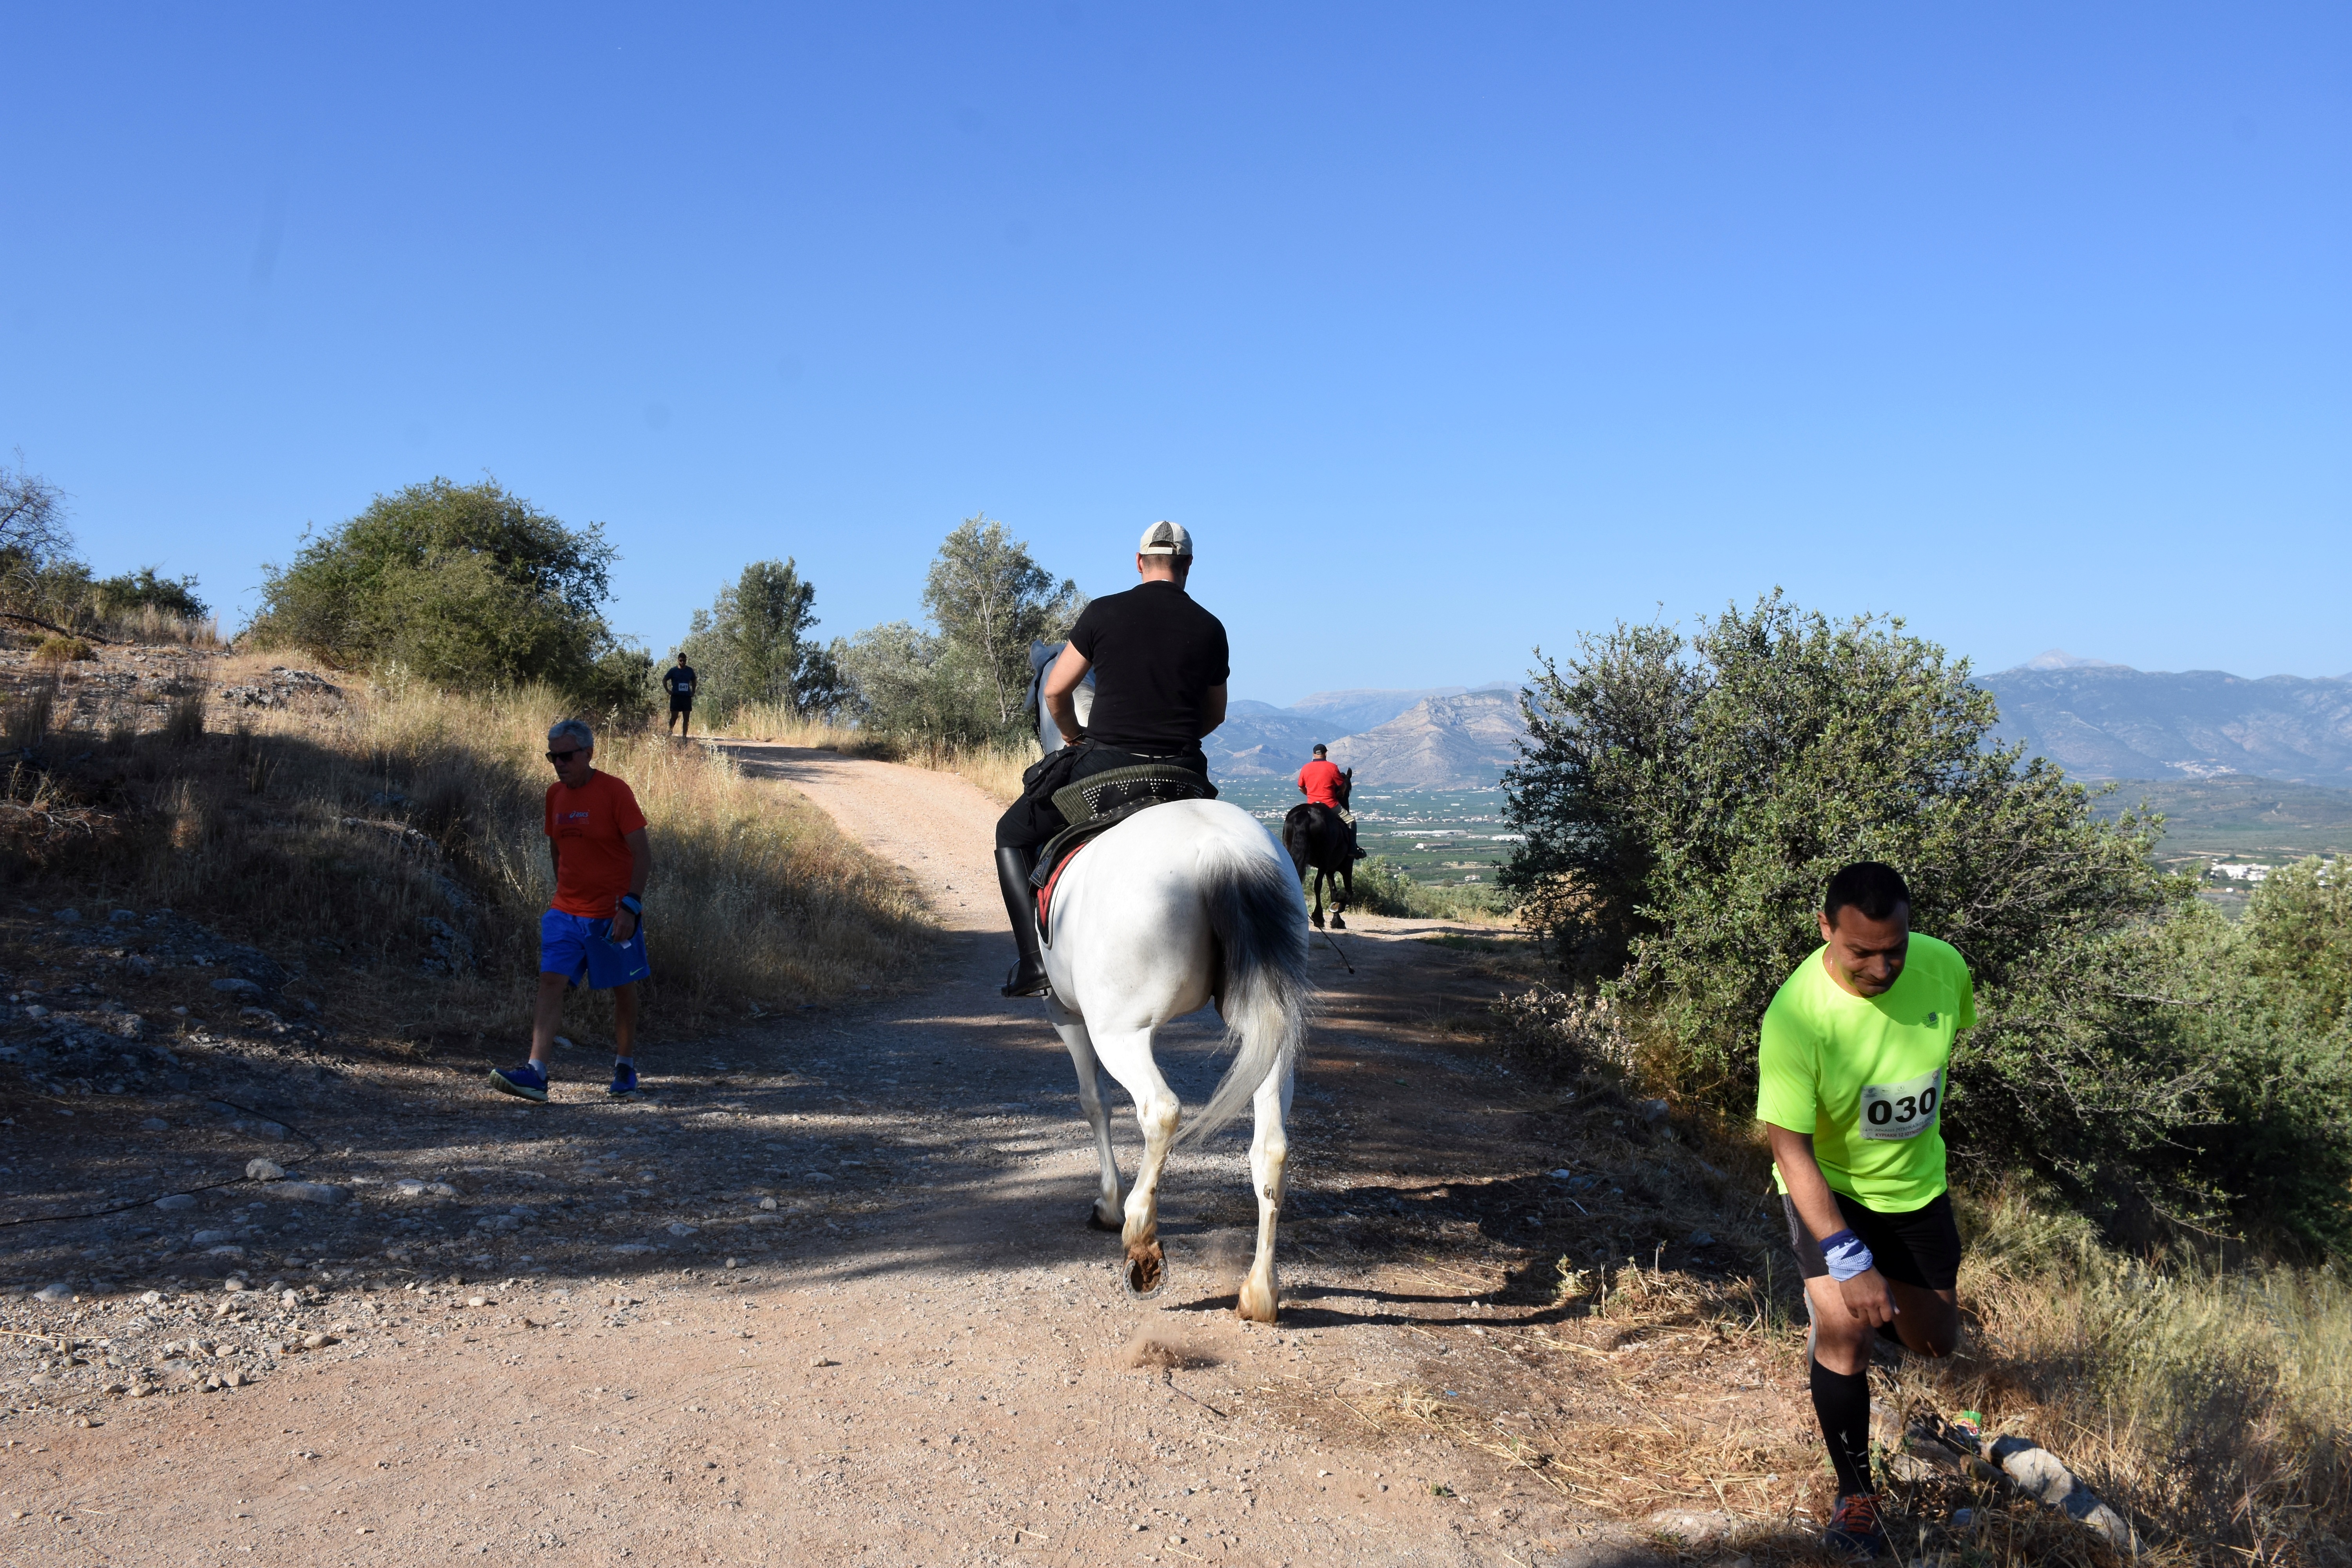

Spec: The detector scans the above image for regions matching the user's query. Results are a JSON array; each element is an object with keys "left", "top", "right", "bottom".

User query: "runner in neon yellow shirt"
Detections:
[{"left": 1758, "top": 862, "right": 1970, "bottom": 1559}]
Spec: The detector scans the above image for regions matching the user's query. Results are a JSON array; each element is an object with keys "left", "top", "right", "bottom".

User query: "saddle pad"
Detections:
[
  {"left": 1048, "top": 763, "right": 1215, "bottom": 829},
  {"left": 1034, "top": 838, "right": 1093, "bottom": 940},
  {"left": 1031, "top": 764, "right": 1218, "bottom": 895}
]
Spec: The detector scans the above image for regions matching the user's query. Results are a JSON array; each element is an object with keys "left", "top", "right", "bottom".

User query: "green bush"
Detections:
[
  {"left": 91, "top": 565, "right": 207, "bottom": 619},
  {"left": 2173, "top": 861, "right": 2352, "bottom": 1252},
  {"left": 33, "top": 634, "right": 94, "bottom": 663},
  {"left": 1500, "top": 592, "right": 2348, "bottom": 1249},
  {"left": 250, "top": 477, "right": 649, "bottom": 717},
  {"left": 1340, "top": 855, "right": 1506, "bottom": 921}
]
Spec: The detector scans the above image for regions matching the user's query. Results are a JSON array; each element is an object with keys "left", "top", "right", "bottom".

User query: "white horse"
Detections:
[{"left": 1022, "top": 645, "right": 1311, "bottom": 1322}]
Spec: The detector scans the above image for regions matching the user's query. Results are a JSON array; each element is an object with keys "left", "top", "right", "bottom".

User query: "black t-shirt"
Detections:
[
  {"left": 664, "top": 666, "right": 696, "bottom": 701},
  {"left": 1067, "top": 581, "right": 1229, "bottom": 753}
]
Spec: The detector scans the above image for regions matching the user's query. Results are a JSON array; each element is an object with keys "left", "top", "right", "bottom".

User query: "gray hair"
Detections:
[{"left": 547, "top": 719, "right": 595, "bottom": 753}]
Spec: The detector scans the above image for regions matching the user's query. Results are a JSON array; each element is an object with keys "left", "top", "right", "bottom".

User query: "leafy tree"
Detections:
[
  {"left": 920, "top": 516, "right": 1084, "bottom": 732},
  {"left": 0, "top": 459, "right": 85, "bottom": 621},
  {"left": 0, "top": 458, "right": 71, "bottom": 579},
  {"left": 2245, "top": 853, "right": 2352, "bottom": 1030},
  {"left": 835, "top": 620, "right": 1000, "bottom": 745},
  {"left": 1499, "top": 592, "right": 2264, "bottom": 1239},
  {"left": 677, "top": 558, "right": 848, "bottom": 720},
  {"left": 251, "top": 477, "right": 647, "bottom": 715}
]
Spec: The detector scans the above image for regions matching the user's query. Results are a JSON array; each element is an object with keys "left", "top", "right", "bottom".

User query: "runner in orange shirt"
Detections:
[{"left": 490, "top": 719, "right": 654, "bottom": 1102}]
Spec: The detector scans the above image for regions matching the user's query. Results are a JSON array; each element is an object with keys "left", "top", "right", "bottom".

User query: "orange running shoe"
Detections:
[{"left": 1823, "top": 1491, "right": 1887, "bottom": 1559}]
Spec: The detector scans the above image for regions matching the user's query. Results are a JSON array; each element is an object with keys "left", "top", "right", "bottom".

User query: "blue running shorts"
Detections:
[{"left": 540, "top": 908, "right": 651, "bottom": 991}]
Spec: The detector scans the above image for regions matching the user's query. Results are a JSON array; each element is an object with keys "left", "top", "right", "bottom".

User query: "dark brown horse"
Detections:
[{"left": 1281, "top": 767, "right": 1357, "bottom": 930}]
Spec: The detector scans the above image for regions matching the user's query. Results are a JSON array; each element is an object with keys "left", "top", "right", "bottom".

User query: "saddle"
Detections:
[{"left": 1030, "top": 764, "right": 1218, "bottom": 938}]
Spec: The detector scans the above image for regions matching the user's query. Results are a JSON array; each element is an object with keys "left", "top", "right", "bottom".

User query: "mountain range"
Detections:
[
  {"left": 1207, "top": 651, "right": 2352, "bottom": 795},
  {"left": 1981, "top": 651, "right": 2352, "bottom": 788},
  {"left": 1208, "top": 684, "right": 1524, "bottom": 788}
]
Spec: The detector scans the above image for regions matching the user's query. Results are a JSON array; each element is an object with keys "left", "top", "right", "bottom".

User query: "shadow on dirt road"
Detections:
[{"left": 0, "top": 754, "right": 1807, "bottom": 1566}]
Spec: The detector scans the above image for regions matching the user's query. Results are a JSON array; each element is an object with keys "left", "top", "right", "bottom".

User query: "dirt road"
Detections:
[{"left": 2, "top": 748, "right": 1813, "bottom": 1566}]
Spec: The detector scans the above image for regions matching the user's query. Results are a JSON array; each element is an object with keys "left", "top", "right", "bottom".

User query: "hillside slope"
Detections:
[
  {"left": 1327, "top": 690, "right": 1527, "bottom": 788},
  {"left": 1205, "top": 701, "right": 1338, "bottom": 777},
  {"left": 1205, "top": 684, "right": 1522, "bottom": 784}
]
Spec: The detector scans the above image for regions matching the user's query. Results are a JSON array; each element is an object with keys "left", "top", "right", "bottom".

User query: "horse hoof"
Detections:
[
  {"left": 1310, "top": 916, "right": 1325, "bottom": 931},
  {"left": 1087, "top": 1207, "right": 1121, "bottom": 1232},
  {"left": 1329, "top": 916, "right": 1347, "bottom": 930},
  {"left": 1122, "top": 1246, "right": 1167, "bottom": 1301}
]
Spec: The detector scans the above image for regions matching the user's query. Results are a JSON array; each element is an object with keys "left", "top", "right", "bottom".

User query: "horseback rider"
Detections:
[
  {"left": 1296, "top": 743, "right": 1362, "bottom": 860},
  {"left": 994, "top": 520, "right": 1229, "bottom": 997}
]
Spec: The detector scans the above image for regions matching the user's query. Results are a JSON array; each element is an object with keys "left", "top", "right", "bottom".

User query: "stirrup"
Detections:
[{"left": 1001, "top": 957, "right": 1051, "bottom": 998}]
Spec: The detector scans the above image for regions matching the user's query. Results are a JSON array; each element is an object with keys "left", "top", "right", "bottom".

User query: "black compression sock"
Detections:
[{"left": 1810, "top": 1357, "right": 1875, "bottom": 1498}]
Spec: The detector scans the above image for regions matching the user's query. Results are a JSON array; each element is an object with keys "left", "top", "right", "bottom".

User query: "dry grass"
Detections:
[
  {"left": 708, "top": 702, "right": 1040, "bottom": 803},
  {"left": 3, "top": 675, "right": 57, "bottom": 750},
  {"left": 2, "top": 650, "right": 930, "bottom": 1053},
  {"left": 707, "top": 702, "right": 896, "bottom": 758},
  {"left": 889, "top": 734, "right": 1037, "bottom": 804},
  {"left": 1459, "top": 990, "right": 2352, "bottom": 1564},
  {"left": 96, "top": 603, "right": 223, "bottom": 648},
  {"left": 1327, "top": 1204, "right": 2329, "bottom": 1565},
  {"left": 1920, "top": 1188, "right": 2352, "bottom": 1566}
]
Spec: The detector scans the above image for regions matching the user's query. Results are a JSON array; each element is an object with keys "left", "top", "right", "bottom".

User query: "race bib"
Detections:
[{"left": 1859, "top": 1067, "right": 1941, "bottom": 1141}]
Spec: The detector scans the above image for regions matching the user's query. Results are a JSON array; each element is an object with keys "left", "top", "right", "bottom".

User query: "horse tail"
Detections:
[{"left": 1179, "top": 845, "right": 1310, "bottom": 1145}]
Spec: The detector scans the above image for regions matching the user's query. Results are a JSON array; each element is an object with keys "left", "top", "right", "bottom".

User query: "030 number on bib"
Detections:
[{"left": 1859, "top": 1068, "right": 1941, "bottom": 1142}]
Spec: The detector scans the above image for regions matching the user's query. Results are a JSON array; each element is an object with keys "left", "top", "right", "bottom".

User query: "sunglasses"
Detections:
[{"left": 545, "top": 749, "right": 588, "bottom": 764}]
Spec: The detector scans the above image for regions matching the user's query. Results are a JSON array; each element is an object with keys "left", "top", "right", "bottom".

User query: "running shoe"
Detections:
[
  {"left": 1822, "top": 1492, "right": 1887, "bottom": 1559},
  {"left": 608, "top": 1060, "right": 639, "bottom": 1096},
  {"left": 488, "top": 1061, "right": 549, "bottom": 1102}
]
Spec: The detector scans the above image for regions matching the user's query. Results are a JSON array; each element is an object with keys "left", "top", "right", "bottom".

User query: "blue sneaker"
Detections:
[
  {"left": 608, "top": 1060, "right": 638, "bottom": 1096},
  {"left": 488, "top": 1061, "right": 549, "bottom": 1102}
]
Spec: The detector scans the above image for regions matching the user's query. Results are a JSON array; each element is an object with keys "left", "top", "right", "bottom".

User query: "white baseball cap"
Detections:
[{"left": 1138, "top": 519, "right": 1193, "bottom": 557}]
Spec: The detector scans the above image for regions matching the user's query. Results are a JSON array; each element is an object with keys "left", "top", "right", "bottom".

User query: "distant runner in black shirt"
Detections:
[
  {"left": 992, "top": 521, "right": 1229, "bottom": 996},
  {"left": 663, "top": 657, "right": 697, "bottom": 739}
]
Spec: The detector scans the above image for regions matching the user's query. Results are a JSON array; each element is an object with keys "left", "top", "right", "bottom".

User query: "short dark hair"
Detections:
[
  {"left": 1824, "top": 861, "right": 1910, "bottom": 927},
  {"left": 1312, "top": 743, "right": 1328, "bottom": 756}
]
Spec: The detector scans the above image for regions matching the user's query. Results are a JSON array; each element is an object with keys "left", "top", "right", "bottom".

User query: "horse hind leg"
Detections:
[
  {"left": 1050, "top": 1001, "right": 1122, "bottom": 1230},
  {"left": 1329, "top": 860, "right": 1351, "bottom": 931},
  {"left": 1237, "top": 1058, "right": 1294, "bottom": 1324},
  {"left": 1309, "top": 871, "right": 1327, "bottom": 931},
  {"left": 1093, "top": 1027, "right": 1179, "bottom": 1300}
]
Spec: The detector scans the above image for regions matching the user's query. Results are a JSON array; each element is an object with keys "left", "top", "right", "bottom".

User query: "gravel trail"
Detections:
[{"left": 0, "top": 751, "right": 1676, "bottom": 1567}]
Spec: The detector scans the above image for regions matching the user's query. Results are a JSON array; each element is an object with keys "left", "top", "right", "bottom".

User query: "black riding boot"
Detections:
[{"left": 995, "top": 846, "right": 1052, "bottom": 998}]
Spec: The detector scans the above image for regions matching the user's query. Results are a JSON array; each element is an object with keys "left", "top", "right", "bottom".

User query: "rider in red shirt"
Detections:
[
  {"left": 1297, "top": 744, "right": 1345, "bottom": 808},
  {"left": 1297, "top": 744, "right": 1363, "bottom": 861}
]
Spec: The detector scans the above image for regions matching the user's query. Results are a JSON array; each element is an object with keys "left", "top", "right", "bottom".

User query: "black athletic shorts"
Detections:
[
  {"left": 668, "top": 696, "right": 692, "bottom": 711},
  {"left": 1784, "top": 1190, "right": 1961, "bottom": 1292}
]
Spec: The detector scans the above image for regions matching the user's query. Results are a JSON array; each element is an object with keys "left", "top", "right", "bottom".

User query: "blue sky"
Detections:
[{"left": 4, "top": 4, "right": 2345, "bottom": 702}]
